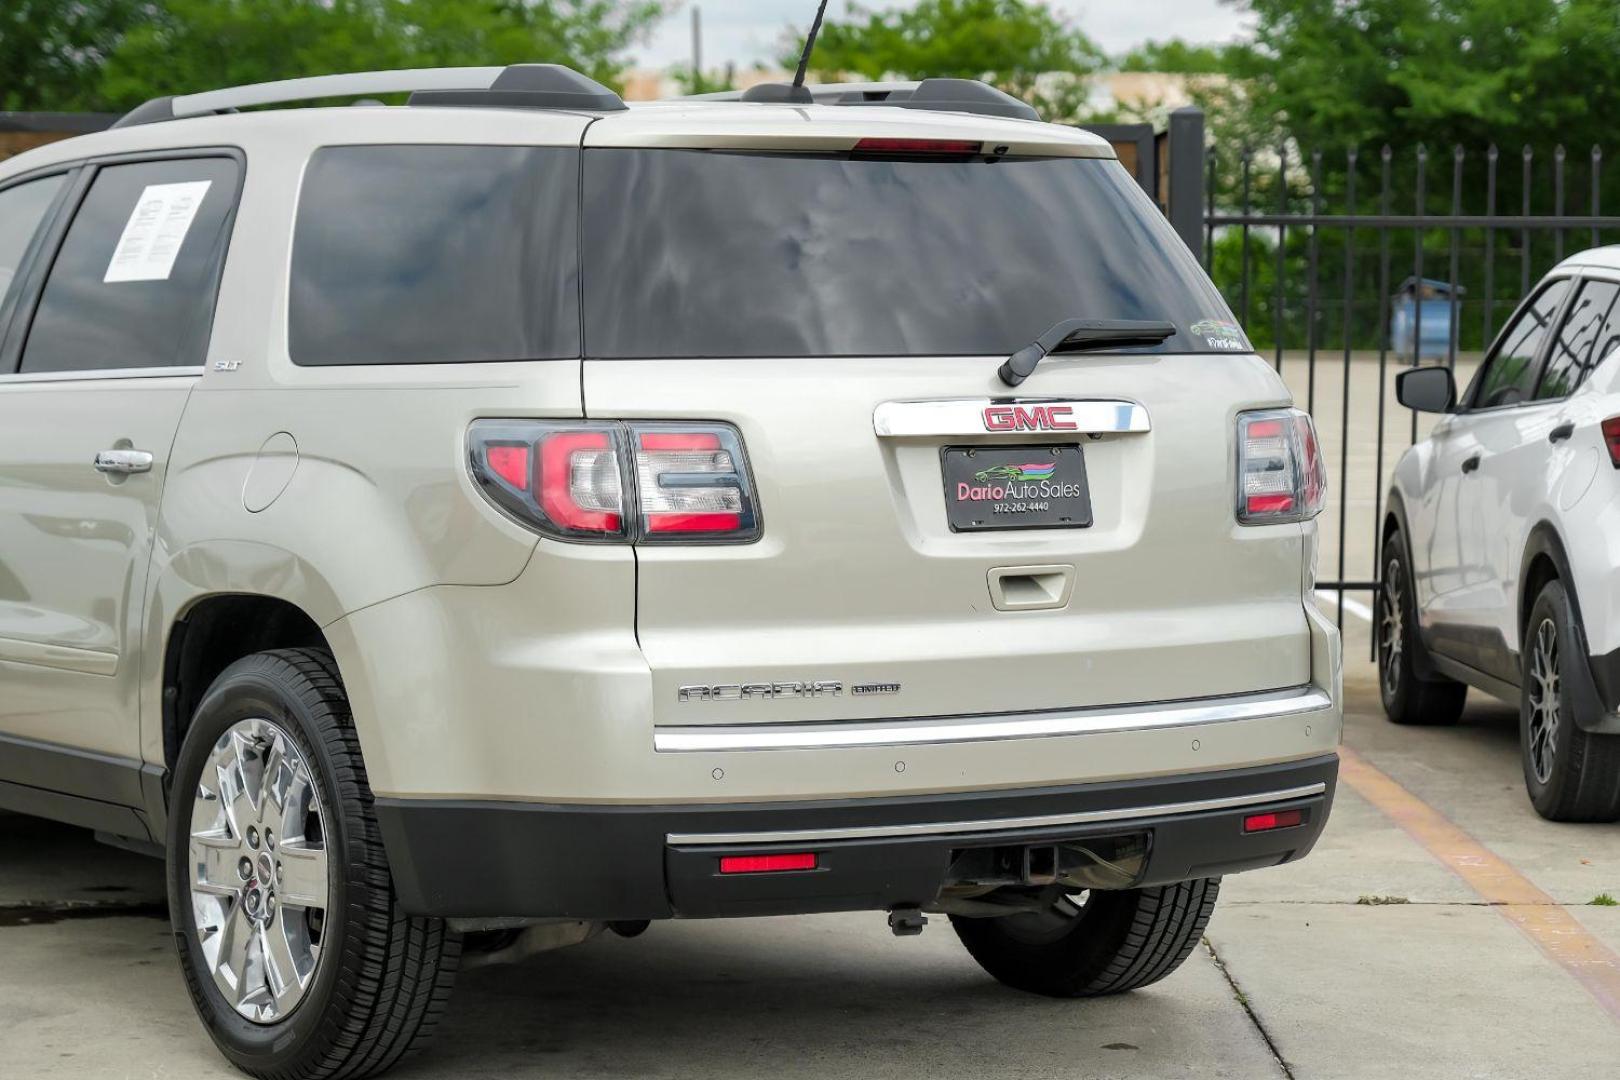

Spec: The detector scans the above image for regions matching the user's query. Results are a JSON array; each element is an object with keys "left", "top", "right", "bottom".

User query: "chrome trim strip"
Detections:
[
  {"left": 873, "top": 398, "right": 1150, "bottom": 438},
  {"left": 654, "top": 687, "right": 1332, "bottom": 754},
  {"left": 0, "top": 366, "right": 203, "bottom": 385},
  {"left": 665, "top": 781, "right": 1328, "bottom": 846}
]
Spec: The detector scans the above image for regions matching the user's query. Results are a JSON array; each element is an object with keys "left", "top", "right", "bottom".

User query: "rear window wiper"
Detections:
[{"left": 998, "top": 318, "right": 1177, "bottom": 387}]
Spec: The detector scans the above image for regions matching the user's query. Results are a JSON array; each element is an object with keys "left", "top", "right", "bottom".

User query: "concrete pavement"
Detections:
[{"left": 3, "top": 667, "right": 1619, "bottom": 1079}]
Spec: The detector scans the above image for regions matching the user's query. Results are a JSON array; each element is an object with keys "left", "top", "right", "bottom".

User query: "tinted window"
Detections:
[
  {"left": 1538, "top": 279, "right": 1620, "bottom": 399},
  {"left": 582, "top": 150, "right": 1244, "bottom": 358},
  {"left": 0, "top": 174, "right": 64, "bottom": 319},
  {"left": 21, "top": 158, "right": 237, "bottom": 374},
  {"left": 1471, "top": 279, "right": 1571, "bottom": 408},
  {"left": 289, "top": 146, "right": 579, "bottom": 366}
]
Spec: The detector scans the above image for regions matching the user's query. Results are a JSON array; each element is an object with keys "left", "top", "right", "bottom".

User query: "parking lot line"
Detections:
[{"left": 1339, "top": 745, "right": 1620, "bottom": 1023}]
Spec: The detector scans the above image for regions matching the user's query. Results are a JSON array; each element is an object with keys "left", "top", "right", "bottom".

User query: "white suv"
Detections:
[
  {"left": 1383, "top": 247, "right": 1620, "bottom": 821},
  {"left": 0, "top": 65, "right": 1342, "bottom": 1079}
]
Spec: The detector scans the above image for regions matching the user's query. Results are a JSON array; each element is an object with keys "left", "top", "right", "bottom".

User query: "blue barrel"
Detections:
[{"left": 1391, "top": 277, "right": 1463, "bottom": 361}]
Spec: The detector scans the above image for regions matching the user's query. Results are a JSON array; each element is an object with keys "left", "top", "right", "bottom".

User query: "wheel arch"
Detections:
[
  {"left": 140, "top": 541, "right": 360, "bottom": 833},
  {"left": 1378, "top": 490, "right": 1448, "bottom": 682},
  {"left": 1519, "top": 523, "right": 1583, "bottom": 654},
  {"left": 160, "top": 593, "right": 331, "bottom": 775},
  {"left": 1517, "top": 523, "right": 1620, "bottom": 735},
  {"left": 1381, "top": 488, "right": 1409, "bottom": 550}
]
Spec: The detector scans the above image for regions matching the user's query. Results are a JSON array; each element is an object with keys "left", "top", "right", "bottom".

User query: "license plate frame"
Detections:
[{"left": 940, "top": 445, "right": 1093, "bottom": 532}]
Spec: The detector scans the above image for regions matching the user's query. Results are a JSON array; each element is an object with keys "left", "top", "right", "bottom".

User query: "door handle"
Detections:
[
  {"left": 1460, "top": 454, "right": 1481, "bottom": 474},
  {"left": 94, "top": 449, "right": 154, "bottom": 475},
  {"left": 1549, "top": 422, "right": 1576, "bottom": 444}
]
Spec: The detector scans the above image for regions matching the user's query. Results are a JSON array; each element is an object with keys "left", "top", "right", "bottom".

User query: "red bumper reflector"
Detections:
[
  {"left": 719, "top": 853, "right": 818, "bottom": 874},
  {"left": 1243, "top": 809, "right": 1304, "bottom": 834}
]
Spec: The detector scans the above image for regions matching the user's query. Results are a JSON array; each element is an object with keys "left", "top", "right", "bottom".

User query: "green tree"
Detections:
[
  {"left": 1226, "top": 0, "right": 1620, "bottom": 152},
  {"left": 785, "top": 0, "right": 1104, "bottom": 122},
  {"left": 0, "top": 1, "right": 666, "bottom": 112},
  {"left": 99, "top": 0, "right": 666, "bottom": 107},
  {"left": 1117, "top": 39, "right": 1231, "bottom": 74},
  {"left": 0, "top": 1, "right": 156, "bottom": 110}
]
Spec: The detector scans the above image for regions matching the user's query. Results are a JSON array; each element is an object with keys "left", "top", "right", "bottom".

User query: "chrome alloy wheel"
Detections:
[
  {"left": 189, "top": 717, "right": 330, "bottom": 1023},
  {"left": 1526, "top": 618, "right": 1562, "bottom": 786},
  {"left": 1379, "top": 558, "right": 1405, "bottom": 700}
]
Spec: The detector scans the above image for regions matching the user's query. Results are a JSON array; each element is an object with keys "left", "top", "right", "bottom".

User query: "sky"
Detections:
[{"left": 636, "top": 1, "right": 1254, "bottom": 71}]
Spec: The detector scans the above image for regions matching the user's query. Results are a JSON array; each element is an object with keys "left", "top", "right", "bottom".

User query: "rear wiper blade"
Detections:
[{"left": 998, "top": 318, "right": 1177, "bottom": 387}]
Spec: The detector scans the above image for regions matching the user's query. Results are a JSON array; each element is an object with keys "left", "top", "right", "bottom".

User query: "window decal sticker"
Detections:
[
  {"left": 103, "top": 180, "right": 212, "bottom": 283},
  {"left": 1190, "top": 318, "right": 1249, "bottom": 351}
]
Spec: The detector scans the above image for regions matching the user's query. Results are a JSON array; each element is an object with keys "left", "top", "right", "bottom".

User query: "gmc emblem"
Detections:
[{"left": 982, "top": 404, "right": 1078, "bottom": 432}]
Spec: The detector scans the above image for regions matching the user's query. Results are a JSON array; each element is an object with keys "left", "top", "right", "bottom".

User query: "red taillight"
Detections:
[
  {"left": 1237, "top": 408, "right": 1327, "bottom": 524},
  {"left": 852, "top": 137, "right": 983, "bottom": 156},
  {"left": 484, "top": 444, "right": 530, "bottom": 489},
  {"left": 1603, "top": 416, "right": 1620, "bottom": 468},
  {"left": 1246, "top": 493, "right": 1295, "bottom": 515},
  {"left": 632, "top": 425, "right": 755, "bottom": 541},
  {"left": 538, "top": 431, "right": 621, "bottom": 534},
  {"left": 1243, "top": 809, "right": 1304, "bottom": 834},
  {"left": 468, "top": 420, "right": 759, "bottom": 544},
  {"left": 719, "top": 853, "right": 818, "bottom": 874}
]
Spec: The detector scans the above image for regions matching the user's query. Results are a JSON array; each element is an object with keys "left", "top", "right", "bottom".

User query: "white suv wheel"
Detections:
[{"left": 1525, "top": 618, "right": 1561, "bottom": 787}]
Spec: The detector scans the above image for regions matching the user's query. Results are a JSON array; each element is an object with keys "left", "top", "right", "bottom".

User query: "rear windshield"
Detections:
[
  {"left": 581, "top": 150, "right": 1245, "bottom": 358},
  {"left": 288, "top": 145, "right": 1245, "bottom": 364}
]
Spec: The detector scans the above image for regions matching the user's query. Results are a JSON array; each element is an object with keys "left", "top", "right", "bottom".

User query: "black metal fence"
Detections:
[{"left": 1190, "top": 133, "right": 1620, "bottom": 640}]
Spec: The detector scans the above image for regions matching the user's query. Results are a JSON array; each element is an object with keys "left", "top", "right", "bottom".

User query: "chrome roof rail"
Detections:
[{"left": 113, "top": 63, "right": 625, "bottom": 128}]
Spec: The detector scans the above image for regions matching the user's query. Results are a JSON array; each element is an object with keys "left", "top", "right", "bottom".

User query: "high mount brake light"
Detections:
[
  {"left": 468, "top": 420, "right": 760, "bottom": 544},
  {"left": 852, "top": 137, "right": 984, "bottom": 156},
  {"left": 1236, "top": 408, "right": 1327, "bottom": 525}
]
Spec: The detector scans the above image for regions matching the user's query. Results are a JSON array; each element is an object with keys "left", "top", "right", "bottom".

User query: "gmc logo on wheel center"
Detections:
[{"left": 982, "top": 405, "right": 1078, "bottom": 432}]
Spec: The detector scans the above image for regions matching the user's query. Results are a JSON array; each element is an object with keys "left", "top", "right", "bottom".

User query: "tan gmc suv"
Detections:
[{"left": 0, "top": 64, "right": 1342, "bottom": 1079}]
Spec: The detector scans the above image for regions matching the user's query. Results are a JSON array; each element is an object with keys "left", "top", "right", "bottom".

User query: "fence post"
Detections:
[{"left": 1166, "top": 105, "right": 1206, "bottom": 261}]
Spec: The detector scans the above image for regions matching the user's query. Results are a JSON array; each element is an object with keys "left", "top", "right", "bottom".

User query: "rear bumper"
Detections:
[{"left": 375, "top": 752, "right": 1338, "bottom": 921}]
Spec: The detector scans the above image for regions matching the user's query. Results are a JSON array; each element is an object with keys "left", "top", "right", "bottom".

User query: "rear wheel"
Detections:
[
  {"left": 1520, "top": 581, "right": 1620, "bottom": 822},
  {"left": 168, "top": 648, "right": 461, "bottom": 1080},
  {"left": 1377, "top": 534, "right": 1467, "bottom": 726},
  {"left": 949, "top": 879, "right": 1219, "bottom": 997}
]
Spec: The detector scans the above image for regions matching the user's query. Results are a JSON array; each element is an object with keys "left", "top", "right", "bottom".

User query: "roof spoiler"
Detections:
[
  {"left": 112, "top": 63, "right": 625, "bottom": 128},
  {"left": 713, "top": 78, "right": 1039, "bottom": 122}
]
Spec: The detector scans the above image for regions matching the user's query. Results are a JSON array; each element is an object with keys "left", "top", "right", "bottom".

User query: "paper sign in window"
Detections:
[{"left": 103, "top": 181, "right": 213, "bottom": 283}]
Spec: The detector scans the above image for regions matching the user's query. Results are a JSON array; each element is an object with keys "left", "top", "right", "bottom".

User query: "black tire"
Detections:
[
  {"left": 1378, "top": 533, "right": 1467, "bottom": 726},
  {"left": 167, "top": 648, "right": 461, "bottom": 1080},
  {"left": 949, "top": 879, "right": 1219, "bottom": 997},
  {"left": 1520, "top": 581, "right": 1620, "bottom": 822}
]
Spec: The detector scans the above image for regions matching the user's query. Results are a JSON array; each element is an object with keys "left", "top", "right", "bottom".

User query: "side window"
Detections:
[
  {"left": 1471, "top": 278, "right": 1571, "bottom": 409},
  {"left": 1538, "top": 279, "right": 1620, "bottom": 400},
  {"left": 0, "top": 173, "right": 67, "bottom": 338},
  {"left": 288, "top": 145, "right": 580, "bottom": 366},
  {"left": 20, "top": 157, "right": 239, "bottom": 374}
]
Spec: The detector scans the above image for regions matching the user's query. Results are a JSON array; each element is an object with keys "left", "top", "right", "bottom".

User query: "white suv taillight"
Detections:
[
  {"left": 469, "top": 420, "right": 760, "bottom": 543},
  {"left": 1236, "top": 408, "right": 1327, "bottom": 525},
  {"left": 1602, "top": 416, "right": 1620, "bottom": 468}
]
